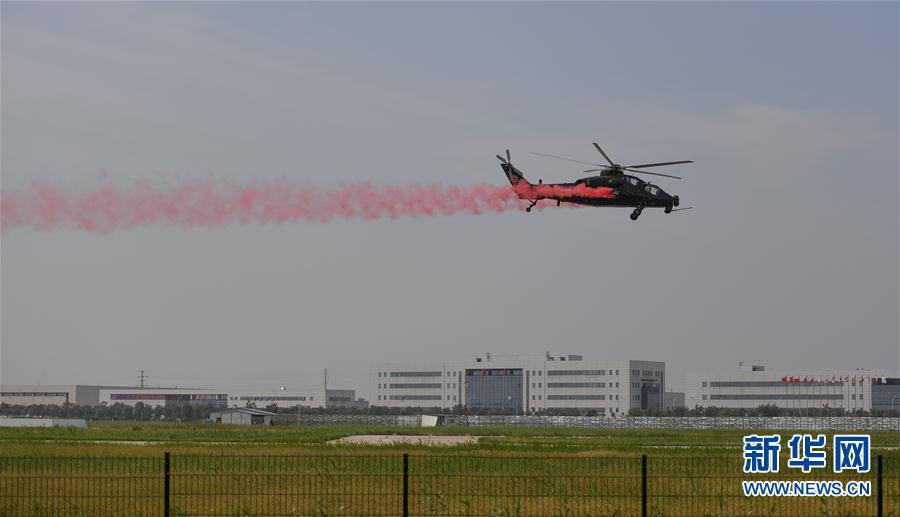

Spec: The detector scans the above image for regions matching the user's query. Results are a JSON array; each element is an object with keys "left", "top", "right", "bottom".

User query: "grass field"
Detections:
[{"left": 1, "top": 423, "right": 898, "bottom": 516}]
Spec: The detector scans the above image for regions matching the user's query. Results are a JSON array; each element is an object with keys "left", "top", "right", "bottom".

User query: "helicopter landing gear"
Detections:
[
  {"left": 525, "top": 200, "right": 538, "bottom": 213},
  {"left": 665, "top": 204, "right": 673, "bottom": 214},
  {"left": 673, "top": 195, "right": 680, "bottom": 207}
]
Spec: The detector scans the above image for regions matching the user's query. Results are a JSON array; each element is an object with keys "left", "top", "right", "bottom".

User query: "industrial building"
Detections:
[
  {"left": 208, "top": 408, "right": 275, "bottom": 425},
  {"left": 685, "top": 363, "right": 900, "bottom": 412},
  {"left": 0, "top": 385, "right": 133, "bottom": 406},
  {"left": 371, "top": 353, "right": 665, "bottom": 414},
  {"left": 3, "top": 385, "right": 366, "bottom": 409}
]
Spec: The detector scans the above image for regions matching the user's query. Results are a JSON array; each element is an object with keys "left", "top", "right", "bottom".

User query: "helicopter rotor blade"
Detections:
[
  {"left": 623, "top": 168, "right": 682, "bottom": 180},
  {"left": 626, "top": 160, "right": 694, "bottom": 169},
  {"left": 496, "top": 154, "right": 508, "bottom": 164},
  {"left": 669, "top": 206, "right": 693, "bottom": 212},
  {"left": 592, "top": 143, "right": 615, "bottom": 167},
  {"left": 530, "top": 152, "right": 605, "bottom": 167},
  {"left": 506, "top": 149, "right": 511, "bottom": 164},
  {"left": 583, "top": 169, "right": 607, "bottom": 173}
]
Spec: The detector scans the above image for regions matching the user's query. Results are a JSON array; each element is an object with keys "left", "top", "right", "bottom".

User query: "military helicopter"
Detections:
[{"left": 496, "top": 142, "right": 693, "bottom": 220}]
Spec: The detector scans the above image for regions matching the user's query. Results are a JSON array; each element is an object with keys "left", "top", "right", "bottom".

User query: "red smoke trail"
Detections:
[{"left": 0, "top": 178, "right": 614, "bottom": 233}]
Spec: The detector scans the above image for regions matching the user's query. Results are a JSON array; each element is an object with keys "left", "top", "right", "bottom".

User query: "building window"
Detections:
[
  {"left": 702, "top": 381, "right": 707, "bottom": 387},
  {"left": 390, "top": 371, "right": 442, "bottom": 377},
  {"left": 702, "top": 395, "right": 707, "bottom": 400},
  {"left": 547, "top": 382, "right": 605, "bottom": 388},
  {"left": 390, "top": 383, "right": 441, "bottom": 389}
]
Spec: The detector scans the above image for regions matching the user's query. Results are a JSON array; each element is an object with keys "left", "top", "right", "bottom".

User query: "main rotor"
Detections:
[{"left": 531, "top": 142, "right": 692, "bottom": 180}]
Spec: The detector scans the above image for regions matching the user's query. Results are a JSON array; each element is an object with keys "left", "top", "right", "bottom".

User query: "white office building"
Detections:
[
  {"left": 686, "top": 364, "right": 899, "bottom": 412},
  {"left": 371, "top": 353, "right": 665, "bottom": 415}
]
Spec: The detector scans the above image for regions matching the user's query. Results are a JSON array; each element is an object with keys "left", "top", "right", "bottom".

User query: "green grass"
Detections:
[
  {"left": 3, "top": 422, "right": 899, "bottom": 455},
  {"left": 1, "top": 423, "right": 898, "bottom": 515}
]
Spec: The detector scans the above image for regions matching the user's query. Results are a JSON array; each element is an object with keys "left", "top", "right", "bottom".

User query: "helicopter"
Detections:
[{"left": 496, "top": 142, "right": 693, "bottom": 220}]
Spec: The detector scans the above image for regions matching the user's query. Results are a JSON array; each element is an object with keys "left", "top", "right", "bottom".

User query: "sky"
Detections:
[{"left": 2, "top": 1, "right": 898, "bottom": 395}]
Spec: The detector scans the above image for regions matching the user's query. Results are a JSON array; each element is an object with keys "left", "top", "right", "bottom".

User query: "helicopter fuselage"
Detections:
[{"left": 501, "top": 163, "right": 680, "bottom": 216}]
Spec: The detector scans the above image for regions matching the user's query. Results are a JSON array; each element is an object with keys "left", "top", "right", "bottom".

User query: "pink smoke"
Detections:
[{"left": 0, "top": 178, "right": 615, "bottom": 233}]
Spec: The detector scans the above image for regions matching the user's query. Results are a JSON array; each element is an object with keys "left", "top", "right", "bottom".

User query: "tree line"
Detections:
[{"left": 2, "top": 402, "right": 896, "bottom": 421}]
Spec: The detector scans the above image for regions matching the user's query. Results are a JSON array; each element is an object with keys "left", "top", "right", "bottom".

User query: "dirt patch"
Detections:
[{"left": 328, "top": 434, "right": 480, "bottom": 446}]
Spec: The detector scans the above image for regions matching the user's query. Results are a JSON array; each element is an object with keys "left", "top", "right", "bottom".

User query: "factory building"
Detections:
[
  {"left": 3, "top": 385, "right": 365, "bottom": 409},
  {"left": 685, "top": 364, "right": 899, "bottom": 412},
  {"left": 100, "top": 388, "right": 230, "bottom": 408},
  {"left": 0, "top": 385, "right": 133, "bottom": 406},
  {"left": 371, "top": 353, "right": 665, "bottom": 414},
  {"left": 100, "top": 387, "right": 365, "bottom": 409}
]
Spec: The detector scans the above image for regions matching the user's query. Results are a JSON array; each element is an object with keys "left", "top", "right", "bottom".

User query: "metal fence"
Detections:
[
  {"left": 1, "top": 454, "right": 896, "bottom": 516},
  {"left": 462, "top": 415, "right": 900, "bottom": 431},
  {"left": 277, "top": 414, "right": 900, "bottom": 431}
]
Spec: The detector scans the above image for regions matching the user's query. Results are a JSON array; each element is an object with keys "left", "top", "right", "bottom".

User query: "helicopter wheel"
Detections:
[
  {"left": 630, "top": 210, "right": 640, "bottom": 221},
  {"left": 525, "top": 207, "right": 532, "bottom": 213}
]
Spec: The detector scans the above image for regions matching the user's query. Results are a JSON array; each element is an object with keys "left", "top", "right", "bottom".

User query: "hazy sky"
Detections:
[{"left": 2, "top": 1, "right": 898, "bottom": 395}]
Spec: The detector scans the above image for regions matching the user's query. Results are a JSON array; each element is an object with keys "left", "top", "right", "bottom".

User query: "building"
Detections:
[
  {"left": 100, "top": 388, "right": 230, "bottom": 408},
  {"left": 101, "top": 388, "right": 361, "bottom": 409},
  {"left": 3, "top": 385, "right": 363, "bottom": 409},
  {"left": 664, "top": 392, "right": 686, "bottom": 410},
  {"left": 208, "top": 408, "right": 275, "bottom": 425},
  {"left": 1, "top": 385, "right": 133, "bottom": 406},
  {"left": 871, "top": 378, "right": 900, "bottom": 413},
  {"left": 685, "top": 364, "right": 899, "bottom": 412},
  {"left": 225, "top": 388, "right": 325, "bottom": 409},
  {"left": 325, "top": 389, "right": 369, "bottom": 409},
  {"left": 371, "top": 353, "right": 665, "bottom": 414}
]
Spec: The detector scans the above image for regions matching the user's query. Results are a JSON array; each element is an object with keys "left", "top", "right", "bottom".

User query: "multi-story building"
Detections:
[
  {"left": 685, "top": 364, "right": 899, "bottom": 412},
  {"left": 371, "top": 353, "right": 665, "bottom": 414}
]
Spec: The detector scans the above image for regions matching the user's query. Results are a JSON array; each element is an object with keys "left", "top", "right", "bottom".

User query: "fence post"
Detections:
[
  {"left": 877, "top": 454, "right": 883, "bottom": 517},
  {"left": 164, "top": 451, "right": 170, "bottom": 517},
  {"left": 403, "top": 453, "right": 409, "bottom": 517},
  {"left": 641, "top": 454, "right": 647, "bottom": 517}
]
